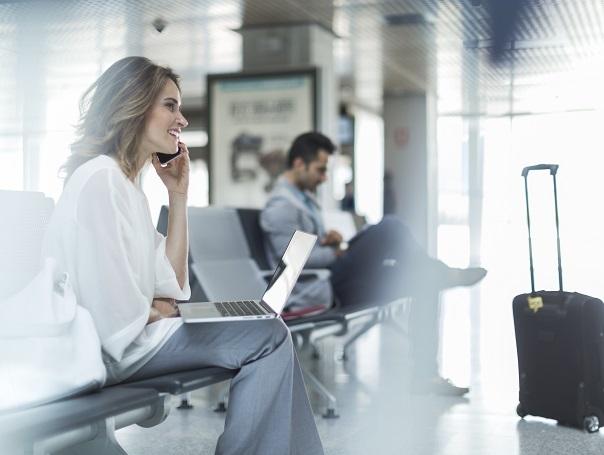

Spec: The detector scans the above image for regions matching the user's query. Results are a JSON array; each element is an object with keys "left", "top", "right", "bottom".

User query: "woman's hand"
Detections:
[
  {"left": 146, "top": 298, "right": 180, "bottom": 325},
  {"left": 147, "top": 307, "right": 162, "bottom": 325},
  {"left": 153, "top": 298, "right": 180, "bottom": 317},
  {"left": 152, "top": 141, "right": 190, "bottom": 196}
]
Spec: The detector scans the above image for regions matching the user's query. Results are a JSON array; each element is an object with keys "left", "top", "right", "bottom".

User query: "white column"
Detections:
[
  {"left": 383, "top": 94, "right": 438, "bottom": 254},
  {"left": 239, "top": 23, "right": 338, "bottom": 208},
  {"left": 240, "top": 23, "right": 337, "bottom": 139},
  {"left": 17, "top": 4, "right": 47, "bottom": 192}
]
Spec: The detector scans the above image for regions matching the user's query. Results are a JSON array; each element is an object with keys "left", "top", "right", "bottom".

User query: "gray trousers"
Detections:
[{"left": 127, "top": 318, "right": 324, "bottom": 455}]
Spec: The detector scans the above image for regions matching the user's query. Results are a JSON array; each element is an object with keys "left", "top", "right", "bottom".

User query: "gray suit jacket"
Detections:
[{"left": 260, "top": 178, "right": 334, "bottom": 308}]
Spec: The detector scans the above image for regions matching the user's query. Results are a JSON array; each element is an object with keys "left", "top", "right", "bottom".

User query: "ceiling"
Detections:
[{"left": 1, "top": 0, "right": 604, "bottom": 133}]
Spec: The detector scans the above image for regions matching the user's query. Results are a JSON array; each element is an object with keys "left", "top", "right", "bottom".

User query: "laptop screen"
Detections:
[{"left": 261, "top": 231, "right": 317, "bottom": 314}]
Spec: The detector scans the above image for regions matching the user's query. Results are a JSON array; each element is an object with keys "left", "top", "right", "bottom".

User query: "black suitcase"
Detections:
[{"left": 513, "top": 164, "right": 604, "bottom": 433}]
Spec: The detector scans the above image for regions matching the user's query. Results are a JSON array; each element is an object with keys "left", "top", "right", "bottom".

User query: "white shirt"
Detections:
[{"left": 42, "top": 155, "right": 190, "bottom": 384}]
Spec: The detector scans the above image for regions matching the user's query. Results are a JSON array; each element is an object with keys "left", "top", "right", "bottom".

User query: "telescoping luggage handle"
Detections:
[{"left": 521, "top": 164, "right": 563, "bottom": 294}]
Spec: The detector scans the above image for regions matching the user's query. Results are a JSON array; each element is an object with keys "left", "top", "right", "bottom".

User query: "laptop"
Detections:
[{"left": 178, "top": 230, "right": 317, "bottom": 323}]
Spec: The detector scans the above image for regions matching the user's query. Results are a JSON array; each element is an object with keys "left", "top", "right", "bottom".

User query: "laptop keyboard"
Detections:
[{"left": 215, "top": 300, "right": 269, "bottom": 317}]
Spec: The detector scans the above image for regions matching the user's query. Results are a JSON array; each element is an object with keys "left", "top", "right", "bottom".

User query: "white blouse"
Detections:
[{"left": 42, "top": 155, "right": 190, "bottom": 384}]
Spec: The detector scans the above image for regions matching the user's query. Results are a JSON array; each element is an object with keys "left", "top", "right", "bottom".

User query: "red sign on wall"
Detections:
[{"left": 394, "top": 127, "right": 410, "bottom": 148}]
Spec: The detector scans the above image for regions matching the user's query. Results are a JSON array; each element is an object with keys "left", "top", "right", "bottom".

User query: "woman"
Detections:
[{"left": 42, "top": 56, "right": 324, "bottom": 455}]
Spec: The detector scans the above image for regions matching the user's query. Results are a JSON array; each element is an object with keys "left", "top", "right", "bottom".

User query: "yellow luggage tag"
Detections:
[{"left": 527, "top": 295, "right": 544, "bottom": 313}]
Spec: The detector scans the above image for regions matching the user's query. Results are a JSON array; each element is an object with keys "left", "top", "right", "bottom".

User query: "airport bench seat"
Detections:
[
  {"left": 0, "top": 368, "right": 239, "bottom": 454},
  {"left": 0, "top": 386, "right": 160, "bottom": 454}
]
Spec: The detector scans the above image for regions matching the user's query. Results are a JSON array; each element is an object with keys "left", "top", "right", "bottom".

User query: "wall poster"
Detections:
[{"left": 207, "top": 69, "right": 317, "bottom": 207}]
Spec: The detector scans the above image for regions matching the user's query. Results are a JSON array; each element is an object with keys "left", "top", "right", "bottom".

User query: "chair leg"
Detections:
[
  {"left": 294, "top": 331, "right": 312, "bottom": 353},
  {"left": 310, "top": 342, "right": 321, "bottom": 360},
  {"left": 341, "top": 314, "right": 381, "bottom": 360},
  {"left": 294, "top": 330, "right": 321, "bottom": 358},
  {"left": 177, "top": 392, "right": 193, "bottom": 410},
  {"left": 301, "top": 365, "right": 339, "bottom": 419},
  {"left": 310, "top": 322, "right": 347, "bottom": 346},
  {"left": 52, "top": 418, "right": 126, "bottom": 455},
  {"left": 295, "top": 328, "right": 339, "bottom": 360},
  {"left": 214, "top": 386, "right": 229, "bottom": 413}
]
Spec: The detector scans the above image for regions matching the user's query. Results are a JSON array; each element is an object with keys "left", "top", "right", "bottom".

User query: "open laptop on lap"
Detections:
[{"left": 178, "top": 230, "right": 316, "bottom": 323}]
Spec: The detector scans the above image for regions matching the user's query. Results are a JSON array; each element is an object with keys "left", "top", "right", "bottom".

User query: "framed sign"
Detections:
[{"left": 207, "top": 68, "right": 317, "bottom": 207}]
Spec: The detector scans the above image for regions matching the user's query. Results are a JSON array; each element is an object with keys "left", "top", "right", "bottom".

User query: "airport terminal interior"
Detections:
[{"left": 3, "top": 0, "right": 604, "bottom": 454}]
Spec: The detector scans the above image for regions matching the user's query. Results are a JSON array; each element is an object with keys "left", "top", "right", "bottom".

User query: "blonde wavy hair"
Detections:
[{"left": 62, "top": 56, "right": 180, "bottom": 181}]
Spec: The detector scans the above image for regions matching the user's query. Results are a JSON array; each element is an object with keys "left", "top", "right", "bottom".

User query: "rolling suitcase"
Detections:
[{"left": 513, "top": 164, "right": 604, "bottom": 433}]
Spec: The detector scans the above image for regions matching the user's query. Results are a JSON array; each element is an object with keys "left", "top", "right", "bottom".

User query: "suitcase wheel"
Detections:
[
  {"left": 516, "top": 404, "right": 528, "bottom": 418},
  {"left": 583, "top": 415, "right": 600, "bottom": 433}
]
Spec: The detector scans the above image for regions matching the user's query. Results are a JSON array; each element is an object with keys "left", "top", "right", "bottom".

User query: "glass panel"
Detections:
[
  {"left": 0, "top": 136, "right": 23, "bottom": 191},
  {"left": 354, "top": 109, "right": 383, "bottom": 223}
]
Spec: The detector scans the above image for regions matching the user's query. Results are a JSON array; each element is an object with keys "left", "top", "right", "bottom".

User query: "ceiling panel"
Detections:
[{"left": 0, "top": 0, "right": 603, "bottom": 128}]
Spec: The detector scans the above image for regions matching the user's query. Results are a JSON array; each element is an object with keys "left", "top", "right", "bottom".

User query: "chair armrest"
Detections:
[{"left": 122, "top": 367, "right": 236, "bottom": 395}]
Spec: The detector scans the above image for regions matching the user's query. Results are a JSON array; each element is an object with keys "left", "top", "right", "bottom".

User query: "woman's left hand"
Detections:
[
  {"left": 152, "top": 298, "right": 180, "bottom": 318},
  {"left": 152, "top": 141, "right": 190, "bottom": 196}
]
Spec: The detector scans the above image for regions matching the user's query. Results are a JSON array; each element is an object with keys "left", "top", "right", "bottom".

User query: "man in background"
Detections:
[{"left": 261, "top": 131, "right": 486, "bottom": 396}]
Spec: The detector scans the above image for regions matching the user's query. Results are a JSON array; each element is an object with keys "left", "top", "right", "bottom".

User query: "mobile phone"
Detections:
[{"left": 156, "top": 147, "right": 182, "bottom": 167}]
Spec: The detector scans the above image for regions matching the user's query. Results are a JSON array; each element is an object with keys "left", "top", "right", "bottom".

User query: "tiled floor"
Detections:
[{"left": 117, "top": 285, "right": 604, "bottom": 454}]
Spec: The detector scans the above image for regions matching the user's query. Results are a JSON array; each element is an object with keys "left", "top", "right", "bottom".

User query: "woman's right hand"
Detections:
[{"left": 152, "top": 142, "right": 190, "bottom": 196}]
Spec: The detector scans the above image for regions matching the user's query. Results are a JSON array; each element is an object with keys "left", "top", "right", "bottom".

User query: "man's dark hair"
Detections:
[{"left": 287, "top": 132, "right": 336, "bottom": 168}]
